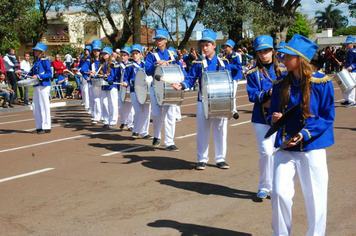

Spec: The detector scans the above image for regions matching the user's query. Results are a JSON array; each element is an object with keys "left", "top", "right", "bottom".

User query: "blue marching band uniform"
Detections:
[
  {"left": 26, "top": 29, "right": 337, "bottom": 235},
  {"left": 342, "top": 36, "right": 356, "bottom": 106}
]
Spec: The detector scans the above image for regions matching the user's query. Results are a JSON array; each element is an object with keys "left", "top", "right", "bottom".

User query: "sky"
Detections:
[{"left": 188, "top": 0, "right": 355, "bottom": 32}]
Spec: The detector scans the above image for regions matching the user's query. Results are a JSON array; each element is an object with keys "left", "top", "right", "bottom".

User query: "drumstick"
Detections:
[
  {"left": 63, "top": 69, "right": 75, "bottom": 76},
  {"left": 331, "top": 55, "right": 341, "bottom": 64},
  {"left": 154, "top": 75, "right": 173, "bottom": 85},
  {"left": 113, "top": 82, "right": 124, "bottom": 85}
]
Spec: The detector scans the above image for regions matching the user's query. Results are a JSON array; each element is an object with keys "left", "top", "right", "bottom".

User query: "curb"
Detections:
[{"left": 0, "top": 100, "right": 82, "bottom": 114}]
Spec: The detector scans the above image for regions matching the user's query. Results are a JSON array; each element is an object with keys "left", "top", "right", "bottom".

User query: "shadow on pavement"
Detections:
[{"left": 147, "top": 219, "right": 252, "bottom": 236}]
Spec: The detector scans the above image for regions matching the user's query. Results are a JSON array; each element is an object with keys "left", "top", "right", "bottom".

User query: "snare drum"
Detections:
[
  {"left": 91, "top": 78, "right": 108, "bottom": 87},
  {"left": 201, "top": 71, "right": 234, "bottom": 119},
  {"left": 120, "top": 85, "right": 131, "bottom": 102},
  {"left": 334, "top": 69, "right": 356, "bottom": 92},
  {"left": 153, "top": 65, "right": 184, "bottom": 106},
  {"left": 17, "top": 78, "right": 39, "bottom": 87},
  {"left": 134, "top": 69, "right": 152, "bottom": 105}
]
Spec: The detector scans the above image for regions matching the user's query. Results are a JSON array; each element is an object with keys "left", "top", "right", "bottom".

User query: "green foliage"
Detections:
[
  {"left": 51, "top": 44, "right": 83, "bottom": 57},
  {"left": 287, "top": 13, "right": 312, "bottom": 41},
  {"left": 315, "top": 4, "right": 348, "bottom": 30},
  {"left": 315, "top": 0, "right": 356, "bottom": 18},
  {"left": 334, "top": 25, "right": 356, "bottom": 36}
]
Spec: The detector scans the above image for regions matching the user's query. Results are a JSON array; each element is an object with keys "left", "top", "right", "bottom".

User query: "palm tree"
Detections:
[{"left": 315, "top": 4, "right": 348, "bottom": 30}]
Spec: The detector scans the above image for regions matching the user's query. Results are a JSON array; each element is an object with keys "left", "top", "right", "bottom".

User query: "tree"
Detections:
[
  {"left": 333, "top": 25, "right": 356, "bottom": 36},
  {"left": 315, "top": 0, "right": 356, "bottom": 18},
  {"left": 315, "top": 4, "right": 348, "bottom": 30},
  {"left": 286, "top": 13, "right": 314, "bottom": 41}
]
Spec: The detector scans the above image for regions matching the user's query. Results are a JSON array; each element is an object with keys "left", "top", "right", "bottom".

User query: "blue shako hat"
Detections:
[
  {"left": 277, "top": 34, "right": 318, "bottom": 62},
  {"left": 168, "top": 46, "right": 177, "bottom": 54},
  {"left": 253, "top": 35, "right": 273, "bottom": 52},
  {"left": 101, "top": 46, "right": 113, "bottom": 55},
  {"left": 223, "top": 39, "right": 235, "bottom": 48},
  {"left": 92, "top": 40, "right": 102, "bottom": 50},
  {"left": 344, "top": 36, "right": 355, "bottom": 44},
  {"left": 153, "top": 28, "right": 169, "bottom": 40},
  {"left": 275, "top": 41, "right": 287, "bottom": 50},
  {"left": 131, "top": 44, "right": 143, "bottom": 53},
  {"left": 121, "top": 46, "right": 131, "bottom": 55},
  {"left": 200, "top": 29, "right": 217, "bottom": 43},
  {"left": 33, "top": 42, "right": 48, "bottom": 52},
  {"left": 85, "top": 45, "right": 92, "bottom": 53}
]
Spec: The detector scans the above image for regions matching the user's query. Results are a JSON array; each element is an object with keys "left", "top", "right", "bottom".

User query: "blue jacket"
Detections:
[
  {"left": 125, "top": 61, "right": 145, "bottom": 93},
  {"left": 269, "top": 71, "right": 335, "bottom": 151},
  {"left": 145, "top": 48, "right": 184, "bottom": 77},
  {"left": 246, "top": 64, "right": 287, "bottom": 124},
  {"left": 80, "top": 56, "right": 92, "bottom": 82},
  {"left": 31, "top": 57, "right": 52, "bottom": 87},
  {"left": 345, "top": 48, "right": 356, "bottom": 72},
  {"left": 102, "top": 60, "right": 120, "bottom": 90},
  {"left": 225, "top": 52, "right": 243, "bottom": 80},
  {"left": 181, "top": 55, "right": 230, "bottom": 102}
]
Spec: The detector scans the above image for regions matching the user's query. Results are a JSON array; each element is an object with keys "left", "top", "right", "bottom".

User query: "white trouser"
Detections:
[
  {"left": 131, "top": 92, "right": 151, "bottom": 136},
  {"left": 272, "top": 149, "right": 328, "bottom": 236},
  {"left": 253, "top": 123, "right": 276, "bottom": 192},
  {"left": 91, "top": 86, "right": 102, "bottom": 121},
  {"left": 175, "top": 106, "right": 181, "bottom": 120},
  {"left": 81, "top": 79, "right": 90, "bottom": 109},
  {"left": 150, "top": 86, "right": 176, "bottom": 147},
  {"left": 196, "top": 101, "right": 227, "bottom": 163},
  {"left": 342, "top": 72, "right": 356, "bottom": 103},
  {"left": 118, "top": 90, "right": 134, "bottom": 127},
  {"left": 33, "top": 86, "right": 51, "bottom": 130},
  {"left": 102, "top": 88, "right": 118, "bottom": 125},
  {"left": 233, "top": 80, "right": 238, "bottom": 113}
]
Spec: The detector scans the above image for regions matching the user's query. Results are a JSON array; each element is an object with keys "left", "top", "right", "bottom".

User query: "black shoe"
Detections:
[
  {"left": 216, "top": 162, "right": 230, "bottom": 169},
  {"left": 165, "top": 145, "right": 179, "bottom": 152},
  {"left": 341, "top": 101, "right": 350, "bottom": 105},
  {"left": 44, "top": 129, "right": 51, "bottom": 133},
  {"left": 37, "top": 129, "right": 45, "bottom": 134},
  {"left": 152, "top": 138, "right": 161, "bottom": 147},
  {"left": 103, "top": 124, "right": 110, "bottom": 128},
  {"left": 127, "top": 127, "right": 133, "bottom": 131},
  {"left": 142, "top": 134, "right": 153, "bottom": 140},
  {"left": 195, "top": 162, "right": 207, "bottom": 170},
  {"left": 119, "top": 124, "right": 127, "bottom": 130},
  {"left": 24, "top": 102, "right": 32, "bottom": 106},
  {"left": 31, "top": 129, "right": 42, "bottom": 134},
  {"left": 233, "top": 112, "right": 239, "bottom": 120},
  {"left": 132, "top": 132, "right": 139, "bottom": 138},
  {"left": 9, "top": 104, "right": 14, "bottom": 108},
  {"left": 2, "top": 104, "right": 8, "bottom": 108}
]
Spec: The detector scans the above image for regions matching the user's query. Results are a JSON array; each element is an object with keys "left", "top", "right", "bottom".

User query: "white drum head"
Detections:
[
  {"left": 201, "top": 74, "right": 209, "bottom": 120},
  {"left": 17, "top": 78, "right": 38, "bottom": 87},
  {"left": 135, "top": 69, "right": 150, "bottom": 105}
]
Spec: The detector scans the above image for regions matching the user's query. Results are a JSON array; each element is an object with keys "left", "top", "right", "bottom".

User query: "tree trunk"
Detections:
[
  {"left": 114, "top": 20, "right": 133, "bottom": 49},
  {"left": 228, "top": 19, "right": 243, "bottom": 49},
  {"left": 132, "top": 0, "right": 141, "bottom": 44}
]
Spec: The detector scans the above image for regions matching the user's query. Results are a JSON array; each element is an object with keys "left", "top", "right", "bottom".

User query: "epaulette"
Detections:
[
  {"left": 86, "top": 59, "right": 91, "bottom": 62},
  {"left": 273, "top": 76, "right": 285, "bottom": 85},
  {"left": 41, "top": 57, "right": 48, "bottom": 60},
  {"left": 318, "top": 69, "right": 325, "bottom": 74},
  {"left": 246, "top": 67, "right": 257, "bottom": 75},
  {"left": 231, "top": 52, "right": 239, "bottom": 58},
  {"left": 193, "top": 60, "right": 203, "bottom": 64},
  {"left": 310, "top": 72, "right": 331, "bottom": 83},
  {"left": 125, "top": 63, "right": 133, "bottom": 68}
]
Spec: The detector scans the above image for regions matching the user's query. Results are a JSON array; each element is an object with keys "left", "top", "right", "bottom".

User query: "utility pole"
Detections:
[{"left": 176, "top": 4, "right": 179, "bottom": 46}]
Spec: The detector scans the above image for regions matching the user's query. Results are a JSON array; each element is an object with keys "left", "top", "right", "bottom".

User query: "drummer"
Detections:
[
  {"left": 124, "top": 44, "right": 153, "bottom": 139},
  {"left": 145, "top": 28, "right": 182, "bottom": 151},
  {"left": 246, "top": 35, "right": 287, "bottom": 199},
  {"left": 222, "top": 39, "right": 242, "bottom": 119},
  {"left": 76, "top": 45, "right": 92, "bottom": 110},
  {"left": 118, "top": 46, "right": 135, "bottom": 131},
  {"left": 99, "top": 46, "right": 120, "bottom": 128},
  {"left": 269, "top": 33, "right": 335, "bottom": 236},
  {"left": 29, "top": 42, "right": 52, "bottom": 134},
  {"left": 339, "top": 36, "right": 356, "bottom": 107},
  {"left": 172, "top": 29, "right": 231, "bottom": 170},
  {"left": 89, "top": 40, "right": 103, "bottom": 124}
]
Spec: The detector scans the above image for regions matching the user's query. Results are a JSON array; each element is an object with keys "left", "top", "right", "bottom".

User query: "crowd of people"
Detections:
[{"left": 2, "top": 26, "right": 355, "bottom": 235}]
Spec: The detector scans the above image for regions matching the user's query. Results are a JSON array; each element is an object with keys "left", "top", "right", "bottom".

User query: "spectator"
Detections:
[
  {"left": 64, "top": 52, "right": 72, "bottom": 70},
  {"left": 0, "top": 72, "right": 14, "bottom": 108},
  {"left": 71, "top": 55, "right": 81, "bottom": 90},
  {"left": 51, "top": 54, "right": 66, "bottom": 80},
  {"left": 57, "top": 74, "right": 74, "bottom": 98},
  {"left": 3, "top": 48, "right": 19, "bottom": 103},
  {"left": 0, "top": 53, "right": 5, "bottom": 73},
  {"left": 19, "top": 53, "right": 32, "bottom": 105}
]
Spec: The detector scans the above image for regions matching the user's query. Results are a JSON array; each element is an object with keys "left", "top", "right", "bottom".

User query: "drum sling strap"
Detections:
[{"left": 154, "top": 50, "right": 175, "bottom": 63}]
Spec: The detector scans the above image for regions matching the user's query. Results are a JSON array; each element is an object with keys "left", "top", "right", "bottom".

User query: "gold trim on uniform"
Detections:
[
  {"left": 302, "top": 128, "right": 311, "bottom": 139},
  {"left": 309, "top": 75, "right": 331, "bottom": 83},
  {"left": 284, "top": 46, "right": 310, "bottom": 62}
]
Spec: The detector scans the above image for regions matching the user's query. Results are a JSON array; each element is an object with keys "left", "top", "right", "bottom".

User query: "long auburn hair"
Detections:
[
  {"left": 255, "top": 49, "right": 283, "bottom": 81},
  {"left": 279, "top": 58, "right": 315, "bottom": 118},
  {"left": 98, "top": 54, "right": 113, "bottom": 76}
]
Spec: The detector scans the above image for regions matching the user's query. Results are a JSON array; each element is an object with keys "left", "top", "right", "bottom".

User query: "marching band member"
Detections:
[
  {"left": 145, "top": 28, "right": 182, "bottom": 151},
  {"left": 172, "top": 29, "right": 231, "bottom": 170},
  {"left": 30, "top": 42, "right": 52, "bottom": 134},
  {"left": 124, "top": 44, "right": 153, "bottom": 139},
  {"left": 222, "top": 39, "right": 242, "bottom": 119},
  {"left": 339, "top": 36, "right": 356, "bottom": 107},
  {"left": 76, "top": 45, "right": 92, "bottom": 110},
  {"left": 246, "top": 35, "right": 286, "bottom": 198},
  {"left": 99, "top": 46, "right": 119, "bottom": 128},
  {"left": 269, "top": 34, "right": 335, "bottom": 236},
  {"left": 89, "top": 40, "right": 103, "bottom": 124},
  {"left": 118, "top": 46, "right": 135, "bottom": 131}
]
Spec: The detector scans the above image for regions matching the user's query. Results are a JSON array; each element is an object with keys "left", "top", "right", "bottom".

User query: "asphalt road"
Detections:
[{"left": 0, "top": 80, "right": 355, "bottom": 236}]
